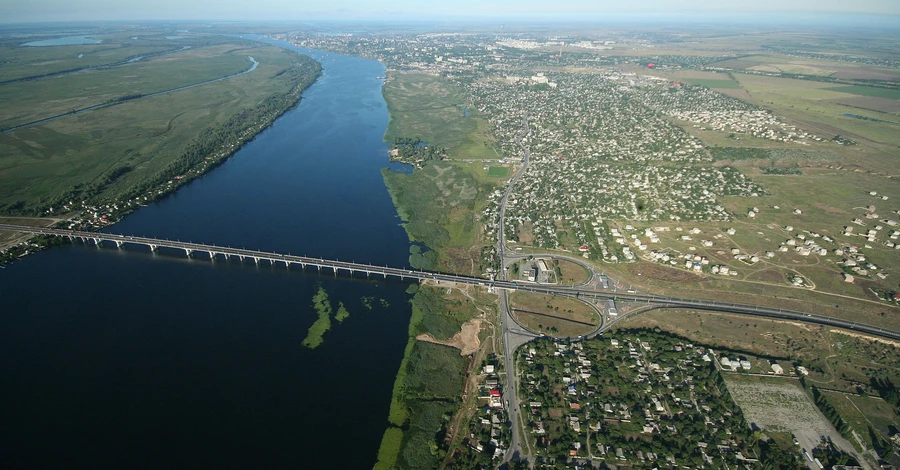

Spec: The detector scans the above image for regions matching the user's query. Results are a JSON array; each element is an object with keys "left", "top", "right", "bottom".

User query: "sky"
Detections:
[{"left": 3, "top": 0, "right": 899, "bottom": 24}]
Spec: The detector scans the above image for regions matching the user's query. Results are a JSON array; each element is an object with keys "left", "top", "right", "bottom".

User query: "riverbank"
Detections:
[
  {"left": 0, "top": 49, "right": 321, "bottom": 266},
  {"left": 0, "top": 37, "right": 320, "bottom": 218},
  {"left": 375, "top": 70, "right": 505, "bottom": 469},
  {"left": 374, "top": 284, "right": 478, "bottom": 469}
]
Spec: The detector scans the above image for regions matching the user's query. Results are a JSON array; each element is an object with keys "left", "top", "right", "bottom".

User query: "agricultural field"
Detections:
[
  {"left": 0, "top": 34, "right": 318, "bottom": 215},
  {"left": 826, "top": 86, "right": 900, "bottom": 101}
]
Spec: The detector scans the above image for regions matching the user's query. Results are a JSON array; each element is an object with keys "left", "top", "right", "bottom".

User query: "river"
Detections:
[{"left": 0, "top": 39, "right": 412, "bottom": 468}]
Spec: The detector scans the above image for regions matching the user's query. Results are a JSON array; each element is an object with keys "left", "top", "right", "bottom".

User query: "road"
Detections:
[
  {"left": 3, "top": 223, "right": 898, "bottom": 344},
  {"left": 6, "top": 207, "right": 900, "bottom": 464},
  {"left": 495, "top": 114, "right": 533, "bottom": 461}
]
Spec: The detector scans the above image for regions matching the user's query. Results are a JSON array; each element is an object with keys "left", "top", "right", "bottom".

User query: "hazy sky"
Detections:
[{"left": 3, "top": 0, "right": 899, "bottom": 23}]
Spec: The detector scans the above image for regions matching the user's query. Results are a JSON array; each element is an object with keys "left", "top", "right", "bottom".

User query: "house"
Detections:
[{"left": 771, "top": 364, "right": 784, "bottom": 374}]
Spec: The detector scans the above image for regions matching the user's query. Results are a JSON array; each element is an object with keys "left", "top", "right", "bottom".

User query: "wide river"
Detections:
[{"left": 0, "top": 38, "right": 413, "bottom": 468}]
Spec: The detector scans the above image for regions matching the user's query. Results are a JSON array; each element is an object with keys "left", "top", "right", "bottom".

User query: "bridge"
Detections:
[{"left": 4, "top": 222, "right": 900, "bottom": 342}]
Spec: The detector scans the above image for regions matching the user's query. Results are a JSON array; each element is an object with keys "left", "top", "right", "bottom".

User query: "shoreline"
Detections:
[{"left": 0, "top": 57, "right": 322, "bottom": 267}]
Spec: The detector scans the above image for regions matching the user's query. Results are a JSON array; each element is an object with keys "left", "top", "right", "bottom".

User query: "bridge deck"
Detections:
[{"left": 3, "top": 223, "right": 899, "bottom": 341}]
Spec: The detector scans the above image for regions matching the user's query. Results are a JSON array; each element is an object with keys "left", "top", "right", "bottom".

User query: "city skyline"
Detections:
[{"left": 3, "top": 0, "right": 900, "bottom": 24}]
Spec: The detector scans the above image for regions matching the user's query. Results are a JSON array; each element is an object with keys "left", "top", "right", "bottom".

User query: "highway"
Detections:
[
  {"left": 4, "top": 223, "right": 900, "bottom": 344},
  {"left": 495, "top": 115, "right": 532, "bottom": 461}
]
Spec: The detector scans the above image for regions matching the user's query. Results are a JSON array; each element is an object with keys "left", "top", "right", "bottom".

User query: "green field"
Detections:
[
  {"left": 734, "top": 73, "right": 900, "bottom": 167},
  {"left": 486, "top": 166, "right": 509, "bottom": 177},
  {"left": 826, "top": 85, "right": 900, "bottom": 100},
  {"left": 682, "top": 78, "right": 742, "bottom": 89},
  {"left": 0, "top": 34, "right": 319, "bottom": 215},
  {"left": 0, "top": 31, "right": 226, "bottom": 83},
  {"left": 383, "top": 72, "right": 499, "bottom": 160},
  {"left": 1, "top": 44, "right": 253, "bottom": 129},
  {"left": 509, "top": 291, "right": 599, "bottom": 337}
]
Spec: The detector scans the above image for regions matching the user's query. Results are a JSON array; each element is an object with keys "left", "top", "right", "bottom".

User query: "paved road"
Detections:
[
  {"left": 495, "top": 115, "right": 533, "bottom": 461},
  {"left": 4, "top": 223, "right": 899, "bottom": 343}
]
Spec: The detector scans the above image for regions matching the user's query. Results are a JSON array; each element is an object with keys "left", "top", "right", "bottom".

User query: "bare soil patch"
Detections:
[{"left": 417, "top": 318, "right": 485, "bottom": 356}]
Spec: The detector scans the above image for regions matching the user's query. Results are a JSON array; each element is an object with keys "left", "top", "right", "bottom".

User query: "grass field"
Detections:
[
  {"left": 383, "top": 72, "right": 499, "bottom": 160},
  {"left": 733, "top": 73, "right": 900, "bottom": 166},
  {"left": 486, "top": 166, "right": 509, "bottom": 177},
  {"left": 0, "top": 39, "right": 313, "bottom": 214},
  {"left": 682, "top": 78, "right": 741, "bottom": 89},
  {"left": 1, "top": 44, "right": 254, "bottom": 129},
  {"left": 383, "top": 162, "right": 496, "bottom": 275},
  {"left": 509, "top": 291, "right": 598, "bottom": 337},
  {"left": 556, "top": 259, "right": 590, "bottom": 285},
  {"left": 0, "top": 31, "right": 233, "bottom": 83}
]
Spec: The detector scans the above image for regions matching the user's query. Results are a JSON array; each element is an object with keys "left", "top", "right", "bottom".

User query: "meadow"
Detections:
[
  {"left": 383, "top": 72, "right": 499, "bottom": 160},
  {"left": 509, "top": 291, "right": 598, "bottom": 337},
  {"left": 681, "top": 77, "right": 741, "bottom": 89}
]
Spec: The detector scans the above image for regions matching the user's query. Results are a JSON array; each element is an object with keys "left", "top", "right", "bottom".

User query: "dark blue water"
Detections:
[{"left": 0, "top": 39, "right": 412, "bottom": 469}]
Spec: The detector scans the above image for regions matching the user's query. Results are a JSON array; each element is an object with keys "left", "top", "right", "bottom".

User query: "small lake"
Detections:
[{"left": 22, "top": 36, "right": 102, "bottom": 46}]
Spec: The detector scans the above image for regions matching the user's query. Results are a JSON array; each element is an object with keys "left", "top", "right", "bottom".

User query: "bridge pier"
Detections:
[
  {"left": 92, "top": 238, "right": 100, "bottom": 246},
  {"left": 149, "top": 244, "right": 157, "bottom": 252},
  {"left": 253, "top": 257, "right": 259, "bottom": 264},
  {"left": 115, "top": 240, "right": 124, "bottom": 248},
  {"left": 184, "top": 248, "right": 193, "bottom": 257}
]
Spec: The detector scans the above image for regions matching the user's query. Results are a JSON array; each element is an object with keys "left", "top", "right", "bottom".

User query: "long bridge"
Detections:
[{"left": 4, "top": 223, "right": 900, "bottom": 342}]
